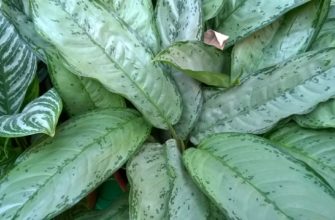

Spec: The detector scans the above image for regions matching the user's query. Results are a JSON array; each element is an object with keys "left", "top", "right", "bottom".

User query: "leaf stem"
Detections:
[{"left": 168, "top": 125, "right": 185, "bottom": 152}]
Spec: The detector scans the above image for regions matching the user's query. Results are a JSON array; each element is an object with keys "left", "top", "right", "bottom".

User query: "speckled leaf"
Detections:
[
  {"left": 215, "top": 0, "right": 310, "bottom": 47},
  {"left": 0, "top": 89, "right": 62, "bottom": 137},
  {"left": 127, "top": 140, "right": 209, "bottom": 220},
  {"left": 0, "top": 109, "right": 151, "bottom": 220},
  {"left": 203, "top": 0, "right": 226, "bottom": 21},
  {"left": 97, "top": 0, "right": 160, "bottom": 54},
  {"left": 155, "top": 41, "right": 230, "bottom": 87},
  {"left": 31, "top": 0, "right": 181, "bottom": 129},
  {"left": 191, "top": 48, "right": 335, "bottom": 144},
  {"left": 269, "top": 123, "right": 335, "bottom": 190},
  {"left": 0, "top": 11, "right": 37, "bottom": 115},
  {"left": 48, "top": 55, "right": 125, "bottom": 116},
  {"left": 183, "top": 133, "right": 335, "bottom": 220},
  {"left": 231, "top": 0, "right": 330, "bottom": 82}
]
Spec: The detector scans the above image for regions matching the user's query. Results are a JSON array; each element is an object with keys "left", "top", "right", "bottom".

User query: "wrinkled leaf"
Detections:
[
  {"left": 127, "top": 140, "right": 209, "bottom": 220},
  {"left": 231, "top": 0, "right": 330, "bottom": 82},
  {"left": 0, "top": 108, "right": 151, "bottom": 219},
  {"left": 183, "top": 133, "right": 335, "bottom": 220},
  {"left": 155, "top": 41, "right": 230, "bottom": 87},
  {"left": 0, "top": 10, "right": 37, "bottom": 115},
  {"left": 191, "top": 48, "right": 335, "bottom": 144},
  {"left": 0, "top": 89, "right": 62, "bottom": 137},
  {"left": 203, "top": 0, "right": 226, "bottom": 21},
  {"left": 31, "top": 0, "right": 181, "bottom": 129},
  {"left": 215, "top": 0, "right": 310, "bottom": 47},
  {"left": 48, "top": 55, "right": 125, "bottom": 116},
  {"left": 269, "top": 123, "right": 335, "bottom": 190}
]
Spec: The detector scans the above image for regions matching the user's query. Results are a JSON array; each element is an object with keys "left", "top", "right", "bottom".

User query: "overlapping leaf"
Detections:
[
  {"left": 191, "top": 48, "right": 335, "bottom": 144},
  {"left": 203, "top": 0, "right": 226, "bottom": 21},
  {"left": 0, "top": 109, "right": 151, "bottom": 219},
  {"left": 183, "top": 133, "right": 335, "bottom": 220},
  {"left": 31, "top": 0, "right": 181, "bottom": 129},
  {"left": 0, "top": 89, "right": 62, "bottom": 137}
]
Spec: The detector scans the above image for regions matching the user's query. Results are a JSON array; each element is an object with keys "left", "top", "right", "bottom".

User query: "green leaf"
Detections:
[
  {"left": 97, "top": 0, "right": 160, "bottom": 54},
  {"left": 203, "top": 0, "right": 226, "bottom": 21},
  {"left": 155, "top": 41, "right": 230, "bottom": 87},
  {"left": 127, "top": 140, "right": 209, "bottom": 220},
  {"left": 48, "top": 55, "right": 125, "bottom": 117},
  {"left": 231, "top": 0, "right": 330, "bottom": 82},
  {"left": 0, "top": 88, "right": 62, "bottom": 137},
  {"left": 191, "top": 48, "right": 335, "bottom": 144},
  {"left": 183, "top": 133, "right": 335, "bottom": 220},
  {"left": 31, "top": 0, "right": 181, "bottom": 129},
  {"left": 0, "top": 10, "right": 37, "bottom": 115},
  {"left": 215, "top": 0, "right": 310, "bottom": 47},
  {"left": 21, "top": 76, "right": 39, "bottom": 110},
  {"left": 269, "top": 123, "right": 335, "bottom": 191},
  {"left": 0, "top": 108, "right": 151, "bottom": 219}
]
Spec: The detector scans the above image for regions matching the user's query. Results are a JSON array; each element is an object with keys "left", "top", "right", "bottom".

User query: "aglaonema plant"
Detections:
[{"left": 0, "top": 0, "right": 335, "bottom": 219}]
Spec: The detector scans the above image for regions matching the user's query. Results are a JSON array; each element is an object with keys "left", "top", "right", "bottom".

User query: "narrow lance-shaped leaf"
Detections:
[
  {"left": 231, "top": 0, "right": 330, "bottom": 82},
  {"left": 0, "top": 89, "right": 62, "bottom": 138},
  {"left": 127, "top": 139, "right": 210, "bottom": 220},
  {"left": 48, "top": 55, "right": 125, "bottom": 116},
  {"left": 155, "top": 41, "right": 230, "bottom": 87},
  {"left": 191, "top": 48, "right": 335, "bottom": 144},
  {"left": 202, "top": 0, "right": 226, "bottom": 21},
  {"left": 0, "top": 10, "right": 37, "bottom": 115},
  {"left": 269, "top": 123, "right": 335, "bottom": 191},
  {"left": 97, "top": 0, "right": 160, "bottom": 54},
  {"left": 183, "top": 133, "right": 335, "bottom": 220},
  {"left": 31, "top": 0, "right": 181, "bottom": 129},
  {"left": 215, "top": 0, "right": 310, "bottom": 47},
  {"left": 0, "top": 109, "right": 151, "bottom": 220}
]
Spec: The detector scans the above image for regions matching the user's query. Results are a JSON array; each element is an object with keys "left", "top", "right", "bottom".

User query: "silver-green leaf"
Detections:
[
  {"left": 191, "top": 48, "right": 335, "bottom": 144},
  {"left": 31, "top": 0, "right": 181, "bottom": 129},
  {"left": 183, "top": 133, "right": 335, "bottom": 220},
  {"left": 0, "top": 89, "right": 62, "bottom": 137},
  {"left": 0, "top": 108, "right": 151, "bottom": 219},
  {"left": 127, "top": 139, "right": 210, "bottom": 220},
  {"left": 203, "top": 0, "right": 226, "bottom": 21}
]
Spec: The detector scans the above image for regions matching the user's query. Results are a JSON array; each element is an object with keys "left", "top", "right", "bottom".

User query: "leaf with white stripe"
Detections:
[
  {"left": 0, "top": 11, "right": 37, "bottom": 115},
  {"left": 31, "top": 0, "right": 182, "bottom": 129},
  {"left": 0, "top": 89, "right": 62, "bottom": 137},
  {"left": 183, "top": 133, "right": 335, "bottom": 220},
  {"left": 48, "top": 55, "right": 125, "bottom": 116},
  {"left": 191, "top": 48, "right": 335, "bottom": 144},
  {"left": 127, "top": 140, "right": 209, "bottom": 220},
  {"left": 0, "top": 108, "right": 151, "bottom": 220},
  {"left": 269, "top": 123, "right": 335, "bottom": 190}
]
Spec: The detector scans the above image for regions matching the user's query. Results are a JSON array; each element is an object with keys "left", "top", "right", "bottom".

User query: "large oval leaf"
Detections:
[
  {"left": 183, "top": 133, "right": 335, "bottom": 220},
  {"left": 0, "top": 89, "right": 62, "bottom": 137},
  {"left": 31, "top": 0, "right": 181, "bottom": 129},
  {"left": 215, "top": 0, "right": 310, "bottom": 47},
  {"left": 191, "top": 48, "right": 335, "bottom": 144},
  {"left": 127, "top": 139, "right": 209, "bottom": 220},
  {"left": 269, "top": 123, "right": 335, "bottom": 190},
  {"left": 231, "top": 0, "right": 330, "bottom": 82},
  {"left": 203, "top": 0, "right": 226, "bottom": 21},
  {"left": 0, "top": 10, "right": 37, "bottom": 115},
  {"left": 48, "top": 55, "right": 125, "bottom": 116},
  {"left": 0, "top": 108, "right": 151, "bottom": 219}
]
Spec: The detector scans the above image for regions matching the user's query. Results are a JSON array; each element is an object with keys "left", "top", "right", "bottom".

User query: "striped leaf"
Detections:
[
  {"left": 203, "top": 0, "right": 226, "bottom": 21},
  {"left": 31, "top": 0, "right": 181, "bottom": 129},
  {"left": 0, "top": 11, "right": 37, "bottom": 115},
  {"left": 191, "top": 48, "right": 335, "bottom": 144},
  {"left": 215, "top": 0, "right": 310, "bottom": 47},
  {"left": 127, "top": 140, "right": 210, "bottom": 220},
  {"left": 0, "top": 109, "right": 151, "bottom": 220},
  {"left": 48, "top": 55, "right": 125, "bottom": 116},
  {"left": 183, "top": 133, "right": 335, "bottom": 220},
  {"left": 269, "top": 123, "right": 335, "bottom": 190},
  {"left": 231, "top": 0, "right": 330, "bottom": 82},
  {"left": 0, "top": 89, "right": 62, "bottom": 137}
]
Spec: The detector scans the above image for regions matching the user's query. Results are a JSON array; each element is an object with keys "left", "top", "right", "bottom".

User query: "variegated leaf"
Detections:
[
  {"left": 31, "top": 0, "right": 181, "bottom": 129},
  {"left": 0, "top": 89, "right": 62, "bottom": 137},
  {"left": 0, "top": 109, "right": 151, "bottom": 219},
  {"left": 191, "top": 48, "right": 335, "bottom": 144}
]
